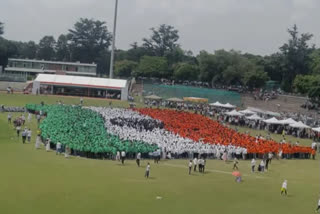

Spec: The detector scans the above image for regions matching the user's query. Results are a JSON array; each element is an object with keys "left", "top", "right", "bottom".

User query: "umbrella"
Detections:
[{"left": 232, "top": 171, "right": 241, "bottom": 177}]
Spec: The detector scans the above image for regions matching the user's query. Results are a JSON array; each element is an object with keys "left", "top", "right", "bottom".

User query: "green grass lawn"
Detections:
[{"left": 0, "top": 93, "right": 320, "bottom": 214}]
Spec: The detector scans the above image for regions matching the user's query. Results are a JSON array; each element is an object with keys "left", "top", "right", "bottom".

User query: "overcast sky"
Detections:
[{"left": 1, "top": 0, "right": 319, "bottom": 56}]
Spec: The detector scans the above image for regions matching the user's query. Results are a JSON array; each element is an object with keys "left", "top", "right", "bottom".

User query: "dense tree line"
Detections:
[{"left": 1, "top": 19, "right": 320, "bottom": 94}]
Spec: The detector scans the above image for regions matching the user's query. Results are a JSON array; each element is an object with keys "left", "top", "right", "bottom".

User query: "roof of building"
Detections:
[
  {"left": 5, "top": 67, "right": 96, "bottom": 76},
  {"left": 8, "top": 58, "right": 97, "bottom": 67},
  {"left": 34, "top": 74, "right": 127, "bottom": 90}
]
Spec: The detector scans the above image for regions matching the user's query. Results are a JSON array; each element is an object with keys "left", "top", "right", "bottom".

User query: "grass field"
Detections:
[{"left": 0, "top": 93, "right": 319, "bottom": 214}]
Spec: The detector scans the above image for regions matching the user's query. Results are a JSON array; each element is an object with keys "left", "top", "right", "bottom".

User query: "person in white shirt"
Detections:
[
  {"left": 116, "top": 151, "right": 120, "bottom": 161},
  {"left": 27, "top": 129, "right": 32, "bottom": 143},
  {"left": 136, "top": 152, "right": 141, "bottom": 167},
  {"left": 193, "top": 157, "right": 198, "bottom": 172},
  {"left": 121, "top": 151, "right": 126, "bottom": 164},
  {"left": 145, "top": 163, "right": 150, "bottom": 178},
  {"left": 28, "top": 113, "right": 32, "bottom": 123},
  {"left": 259, "top": 160, "right": 265, "bottom": 172},
  {"left": 7, "top": 113, "right": 12, "bottom": 124},
  {"left": 251, "top": 158, "right": 256, "bottom": 173},
  {"left": 280, "top": 180, "right": 287, "bottom": 196},
  {"left": 188, "top": 160, "right": 193, "bottom": 175},
  {"left": 315, "top": 198, "right": 320, "bottom": 212},
  {"left": 56, "top": 142, "right": 62, "bottom": 155},
  {"left": 46, "top": 138, "right": 50, "bottom": 152}
]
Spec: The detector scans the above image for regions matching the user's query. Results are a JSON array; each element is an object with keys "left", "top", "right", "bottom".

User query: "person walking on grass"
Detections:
[
  {"left": 315, "top": 197, "right": 320, "bottom": 213},
  {"left": 21, "top": 129, "right": 27, "bottom": 144},
  {"left": 281, "top": 180, "right": 287, "bottom": 196},
  {"left": 188, "top": 160, "right": 192, "bottom": 175},
  {"left": 145, "top": 163, "right": 150, "bottom": 178},
  {"left": 121, "top": 151, "right": 126, "bottom": 164},
  {"left": 136, "top": 152, "right": 141, "bottom": 167},
  {"left": 233, "top": 158, "right": 239, "bottom": 170},
  {"left": 27, "top": 129, "right": 32, "bottom": 143},
  {"left": 46, "top": 138, "right": 51, "bottom": 152},
  {"left": 260, "top": 160, "right": 265, "bottom": 173},
  {"left": 7, "top": 113, "right": 12, "bottom": 124},
  {"left": 193, "top": 157, "right": 198, "bottom": 172},
  {"left": 56, "top": 142, "right": 62, "bottom": 155},
  {"left": 251, "top": 158, "right": 256, "bottom": 173}
]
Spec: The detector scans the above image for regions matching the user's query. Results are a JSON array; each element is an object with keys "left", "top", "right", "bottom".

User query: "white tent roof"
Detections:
[
  {"left": 312, "top": 127, "right": 320, "bottom": 132},
  {"left": 278, "top": 118, "right": 297, "bottom": 125},
  {"left": 34, "top": 74, "right": 127, "bottom": 89},
  {"left": 263, "top": 117, "right": 283, "bottom": 124},
  {"left": 223, "top": 103, "right": 236, "bottom": 109},
  {"left": 210, "top": 101, "right": 224, "bottom": 107},
  {"left": 289, "top": 121, "right": 310, "bottom": 129},
  {"left": 246, "top": 114, "right": 263, "bottom": 120},
  {"left": 239, "top": 109, "right": 255, "bottom": 115},
  {"left": 248, "top": 107, "right": 281, "bottom": 117},
  {"left": 225, "top": 110, "right": 243, "bottom": 116}
]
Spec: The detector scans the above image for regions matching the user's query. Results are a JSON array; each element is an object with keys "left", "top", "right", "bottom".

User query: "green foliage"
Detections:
[
  {"left": 173, "top": 63, "right": 199, "bottom": 81},
  {"left": 37, "top": 36, "right": 56, "bottom": 60},
  {"left": 308, "top": 86, "right": 320, "bottom": 105},
  {"left": 114, "top": 60, "right": 138, "bottom": 78},
  {"left": 142, "top": 24, "right": 179, "bottom": 57},
  {"left": 309, "top": 49, "right": 320, "bottom": 74},
  {"left": 20, "top": 41, "right": 38, "bottom": 59},
  {"left": 56, "top": 34, "right": 70, "bottom": 61},
  {"left": 280, "top": 25, "right": 313, "bottom": 92},
  {"left": 242, "top": 69, "right": 269, "bottom": 90},
  {"left": 26, "top": 104, "right": 157, "bottom": 154},
  {"left": 293, "top": 75, "right": 320, "bottom": 94},
  {"left": 137, "top": 56, "right": 169, "bottom": 78}
]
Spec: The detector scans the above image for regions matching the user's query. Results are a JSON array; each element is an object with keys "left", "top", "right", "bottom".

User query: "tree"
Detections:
[
  {"left": 280, "top": 24, "right": 313, "bottom": 92},
  {"left": 20, "top": 41, "right": 38, "bottom": 59},
  {"left": 37, "top": 36, "right": 56, "bottom": 60},
  {"left": 309, "top": 49, "right": 320, "bottom": 74},
  {"left": 56, "top": 34, "right": 70, "bottom": 61},
  {"left": 293, "top": 74, "right": 320, "bottom": 94},
  {"left": 242, "top": 69, "right": 269, "bottom": 90},
  {"left": 173, "top": 63, "right": 199, "bottom": 81},
  {"left": 142, "top": 24, "right": 179, "bottom": 57},
  {"left": 0, "top": 22, "right": 4, "bottom": 36},
  {"left": 137, "top": 56, "right": 168, "bottom": 77},
  {"left": 114, "top": 60, "right": 138, "bottom": 77},
  {"left": 68, "top": 18, "right": 112, "bottom": 69}
]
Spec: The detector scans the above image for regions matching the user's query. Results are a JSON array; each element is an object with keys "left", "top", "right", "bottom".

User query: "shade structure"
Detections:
[
  {"left": 312, "top": 127, "right": 320, "bottom": 132},
  {"left": 183, "top": 97, "right": 208, "bottom": 103},
  {"left": 223, "top": 103, "right": 236, "bottom": 109},
  {"left": 248, "top": 107, "right": 281, "bottom": 117},
  {"left": 289, "top": 121, "right": 310, "bottom": 129},
  {"left": 166, "top": 97, "right": 184, "bottom": 102},
  {"left": 210, "top": 101, "right": 224, "bottom": 107},
  {"left": 225, "top": 110, "right": 243, "bottom": 117},
  {"left": 278, "top": 118, "right": 297, "bottom": 125},
  {"left": 263, "top": 117, "right": 283, "bottom": 124},
  {"left": 239, "top": 109, "right": 255, "bottom": 115},
  {"left": 144, "top": 95, "right": 162, "bottom": 100},
  {"left": 246, "top": 114, "right": 263, "bottom": 120}
]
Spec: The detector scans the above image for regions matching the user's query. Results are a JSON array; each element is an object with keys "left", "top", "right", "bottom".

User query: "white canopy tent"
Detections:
[
  {"left": 239, "top": 109, "right": 255, "bottom": 115},
  {"left": 225, "top": 110, "right": 243, "bottom": 117},
  {"left": 289, "top": 121, "right": 310, "bottom": 129},
  {"left": 223, "top": 103, "right": 236, "bottom": 109},
  {"left": 312, "top": 127, "right": 320, "bottom": 132},
  {"left": 246, "top": 114, "right": 263, "bottom": 120},
  {"left": 210, "top": 101, "right": 224, "bottom": 107},
  {"left": 278, "top": 118, "right": 297, "bottom": 125},
  {"left": 248, "top": 107, "right": 281, "bottom": 117},
  {"left": 263, "top": 117, "right": 283, "bottom": 124}
]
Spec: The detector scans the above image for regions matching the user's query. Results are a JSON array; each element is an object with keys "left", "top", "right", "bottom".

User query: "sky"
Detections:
[{"left": 1, "top": 0, "right": 320, "bottom": 56}]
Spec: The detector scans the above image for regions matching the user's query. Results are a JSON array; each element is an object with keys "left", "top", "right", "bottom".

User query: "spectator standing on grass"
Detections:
[
  {"left": 251, "top": 158, "right": 256, "bottom": 173},
  {"left": 21, "top": 129, "right": 27, "bottom": 144},
  {"left": 36, "top": 114, "right": 41, "bottom": 124},
  {"left": 188, "top": 160, "right": 192, "bottom": 175},
  {"left": 280, "top": 180, "right": 287, "bottom": 196},
  {"left": 116, "top": 151, "right": 120, "bottom": 161},
  {"left": 198, "top": 158, "right": 202, "bottom": 173},
  {"left": 35, "top": 135, "right": 41, "bottom": 149},
  {"left": 56, "top": 142, "right": 62, "bottom": 155},
  {"left": 27, "top": 129, "right": 32, "bottom": 143},
  {"left": 145, "top": 163, "right": 150, "bottom": 178},
  {"left": 80, "top": 98, "right": 83, "bottom": 105},
  {"left": 121, "top": 151, "right": 126, "bottom": 164},
  {"left": 260, "top": 160, "right": 265, "bottom": 173},
  {"left": 21, "top": 114, "right": 25, "bottom": 125},
  {"left": 193, "top": 157, "right": 198, "bottom": 172},
  {"left": 7, "top": 113, "right": 12, "bottom": 124},
  {"left": 136, "top": 152, "right": 141, "bottom": 167},
  {"left": 28, "top": 113, "right": 32, "bottom": 123},
  {"left": 46, "top": 138, "right": 51, "bottom": 152},
  {"left": 16, "top": 125, "right": 21, "bottom": 137}
]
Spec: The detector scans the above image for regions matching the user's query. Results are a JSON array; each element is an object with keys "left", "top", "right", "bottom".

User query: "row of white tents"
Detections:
[{"left": 209, "top": 101, "right": 236, "bottom": 109}]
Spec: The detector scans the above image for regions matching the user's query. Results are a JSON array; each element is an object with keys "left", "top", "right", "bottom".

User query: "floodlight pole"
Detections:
[{"left": 109, "top": 0, "right": 118, "bottom": 79}]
